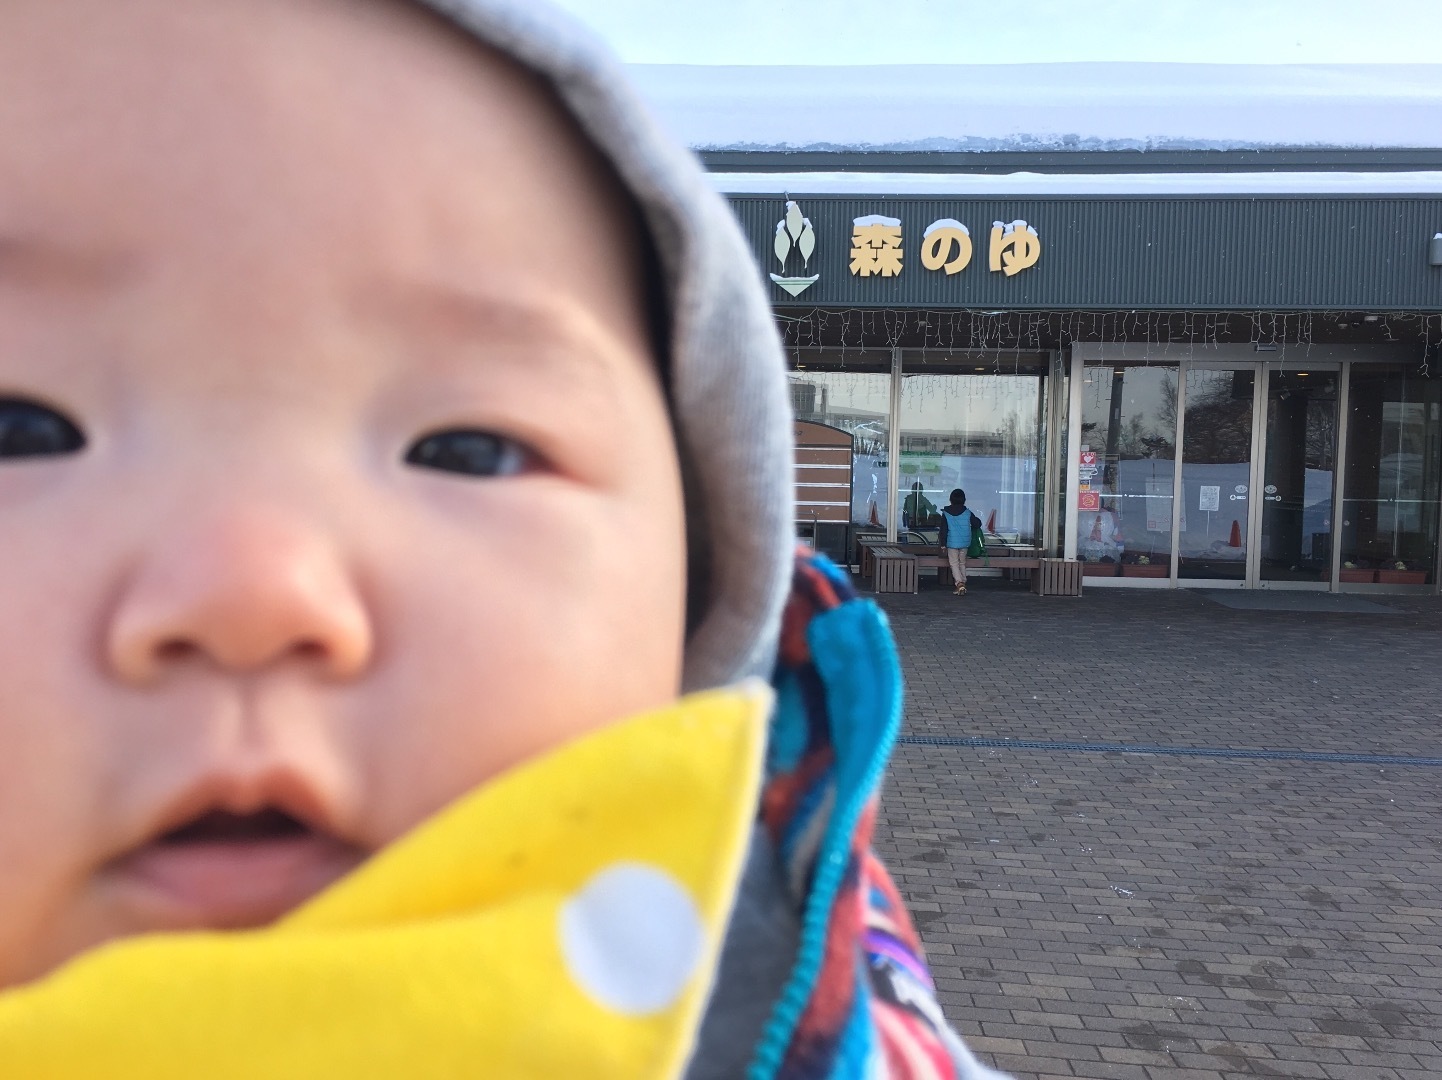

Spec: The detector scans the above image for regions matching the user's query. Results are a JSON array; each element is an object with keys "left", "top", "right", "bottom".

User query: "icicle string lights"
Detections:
[{"left": 774, "top": 309, "right": 1442, "bottom": 375}]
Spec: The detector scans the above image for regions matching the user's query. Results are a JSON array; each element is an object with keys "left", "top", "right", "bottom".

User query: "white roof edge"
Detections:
[
  {"left": 633, "top": 63, "right": 1442, "bottom": 152},
  {"left": 711, "top": 170, "right": 1442, "bottom": 196}
]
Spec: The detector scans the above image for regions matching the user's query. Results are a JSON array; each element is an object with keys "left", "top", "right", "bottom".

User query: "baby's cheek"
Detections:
[
  {"left": 0, "top": 703, "right": 108, "bottom": 985},
  {"left": 354, "top": 490, "right": 685, "bottom": 843}
]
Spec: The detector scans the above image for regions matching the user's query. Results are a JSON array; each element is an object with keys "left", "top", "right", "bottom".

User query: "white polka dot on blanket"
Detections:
[{"left": 559, "top": 862, "right": 704, "bottom": 1016}]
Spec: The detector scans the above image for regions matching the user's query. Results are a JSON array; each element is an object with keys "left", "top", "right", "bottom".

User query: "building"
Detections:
[{"left": 635, "top": 60, "right": 1442, "bottom": 589}]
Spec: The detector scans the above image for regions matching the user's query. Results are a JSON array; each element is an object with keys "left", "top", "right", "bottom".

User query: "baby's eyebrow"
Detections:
[
  {"left": 358, "top": 278, "right": 635, "bottom": 392},
  {"left": 366, "top": 279, "right": 601, "bottom": 342},
  {"left": 0, "top": 234, "right": 134, "bottom": 292}
]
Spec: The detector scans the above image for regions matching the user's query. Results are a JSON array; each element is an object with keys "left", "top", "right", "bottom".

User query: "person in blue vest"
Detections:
[{"left": 938, "top": 489, "right": 985, "bottom": 596}]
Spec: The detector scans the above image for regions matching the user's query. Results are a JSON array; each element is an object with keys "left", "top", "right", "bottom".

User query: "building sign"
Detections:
[
  {"left": 989, "top": 220, "right": 1042, "bottom": 276},
  {"left": 846, "top": 213, "right": 1042, "bottom": 280},
  {"left": 920, "top": 219, "right": 972, "bottom": 274},
  {"left": 849, "top": 215, "right": 904, "bottom": 277},
  {"left": 736, "top": 193, "right": 1442, "bottom": 310},
  {"left": 769, "top": 200, "right": 820, "bottom": 297}
]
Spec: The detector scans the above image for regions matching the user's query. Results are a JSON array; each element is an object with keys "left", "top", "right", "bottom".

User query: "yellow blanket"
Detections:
[{"left": 0, "top": 682, "right": 771, "bottom": 1079}]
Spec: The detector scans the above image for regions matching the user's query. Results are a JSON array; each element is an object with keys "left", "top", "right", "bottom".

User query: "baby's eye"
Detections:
[
  {"left": 0, "top": 398, "right": 86, "bottom": 460},
  {"left": 404, "top": 429, "right": 528, "bottom": 478}
]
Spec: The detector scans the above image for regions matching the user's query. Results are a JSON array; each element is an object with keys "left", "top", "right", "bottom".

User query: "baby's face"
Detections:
[{"left": 0, "top": 0, "right": 686, "bottom": 986}]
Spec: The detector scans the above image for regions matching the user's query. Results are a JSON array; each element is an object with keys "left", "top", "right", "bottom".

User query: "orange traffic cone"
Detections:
[
  {"left": 1228, "top": 519, "right": 1242, "bottom": 547},
  {"left": 868, "top": 500, "right": 880, "bottom": 526},
  {"left": 986, "top": 509, "right": 997, "bottom": 532}
]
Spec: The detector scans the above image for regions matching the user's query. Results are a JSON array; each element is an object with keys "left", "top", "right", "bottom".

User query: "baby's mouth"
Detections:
[
  {"left": 158, "top": 808, "right": 311, "bottom": 845},
  {"left": 109, "top": 806, "right": 366, "bottom": 931}
]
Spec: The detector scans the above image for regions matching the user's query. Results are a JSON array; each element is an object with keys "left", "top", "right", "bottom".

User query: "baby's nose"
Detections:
[{"left": 106, "top": 511, "right": 373, "bottom": 684}]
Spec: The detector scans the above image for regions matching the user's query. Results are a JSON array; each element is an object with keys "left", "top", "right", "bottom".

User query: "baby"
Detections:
[{"left": 0, "top": 1, "right": 1009, "bottom": 1077}]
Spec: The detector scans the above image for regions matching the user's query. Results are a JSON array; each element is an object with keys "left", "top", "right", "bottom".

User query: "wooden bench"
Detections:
[
  {"left": 860, "top": 542, "right": 1083, "bottom": 596},
  {"left": 898, "top": 544, "right": 1040, "bottom": 585},
  {"left": 911, "top": 552, "right": 1040, "bottom": 569},
  {"left": 855, "top": 534, "right": 889, "bottom": 577},
  {"left": 870, "top": 546, "right": 918, "bottom": 594},
  {"left": 858, "top": 542, "right": 1035, "bottom": 580},
  {"left": 921, "top": 552, "right": 1084, "bottom": 596},
  {"left": 1031, "top": 558, "right": 1084, "bottom": 596}
]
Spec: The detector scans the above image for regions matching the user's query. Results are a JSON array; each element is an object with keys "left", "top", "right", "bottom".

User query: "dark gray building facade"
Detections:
[{"left": 718, "top": 165, "right": 1442, "bottom": 589}]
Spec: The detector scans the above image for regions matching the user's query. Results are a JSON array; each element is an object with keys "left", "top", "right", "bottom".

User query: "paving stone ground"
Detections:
[{"left": 869, "top": 574, "right": 1442, "bottom": 1080}]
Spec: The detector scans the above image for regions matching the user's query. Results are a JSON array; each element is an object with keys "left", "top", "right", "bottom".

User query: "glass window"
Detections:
[
  {"left": 1259, "top": 369, "right": 1338, "bottom": 582},
  {"left": 1078, "top": 364, "right": 1177, "bottom": 577},
  {"left": 1341, "top": 365, "right": 1442, "bottom": 585},
  {"left": 897, "top": 356, "right": 1048, "bottom": 551},
  {"left": 1051, "top": 364, "right": 1069, "bottom": 559},
  {"left": 788, "top": 365, "right": 891, "bottom": 539},
  {"left": 1177, "top": 367, "right": 1255, "bottom": 581}
]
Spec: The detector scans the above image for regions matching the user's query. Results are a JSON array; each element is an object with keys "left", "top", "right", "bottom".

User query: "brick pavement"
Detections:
[{"left": 869, "top": 577, "right": 1442, "bottom": 1080}]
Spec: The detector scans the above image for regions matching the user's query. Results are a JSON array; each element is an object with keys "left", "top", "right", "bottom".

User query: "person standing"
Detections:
[
  {"left": 939, "top": 488, "right": 984, "bottom": 595},
  {"left": 902, "top": 479, "right": 937, "bottom": 532}
]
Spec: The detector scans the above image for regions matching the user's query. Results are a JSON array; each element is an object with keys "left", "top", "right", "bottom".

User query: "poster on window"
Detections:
[{"left": 1145, "top": 480, "right": 1172, "bottom": 532}]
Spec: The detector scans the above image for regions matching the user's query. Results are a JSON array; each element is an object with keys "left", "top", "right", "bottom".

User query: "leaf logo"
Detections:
[{"left": 769, "top": 200, "right": 820, "bottom": 297}]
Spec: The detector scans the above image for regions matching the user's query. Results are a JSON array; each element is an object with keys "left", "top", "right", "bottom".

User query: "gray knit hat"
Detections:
[{"left": 413, "top": 0, "right": 795, "bottom": 693}]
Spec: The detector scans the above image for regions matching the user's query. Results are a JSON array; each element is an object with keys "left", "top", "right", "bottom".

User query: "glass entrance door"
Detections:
[
  {"left": 1070, "top": 352, "right": 1434, "bottom": 591},
  {"left": 1256, "top": 367, "right": 1339, "bottom": 585},
  {"left": 1341, "top": 364, "right": 1442, "bottom": 587},
  {"left": 1175, "top": 363, "right": 1339, "bottom": 587},
  {"left": 1177, "top": 366, "right": 1256, "bottom": 583}
]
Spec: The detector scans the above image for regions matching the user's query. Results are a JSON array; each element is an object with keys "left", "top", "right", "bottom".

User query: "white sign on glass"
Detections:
[
  {"left": 1199, "top": 485, "right": 1221, "bottom": 512},
  {"left": 1144, "top": 480, "right": 1173, "bottom": 532}
]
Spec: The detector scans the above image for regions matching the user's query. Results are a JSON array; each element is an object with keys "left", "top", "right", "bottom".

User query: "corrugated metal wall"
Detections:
[{"left": 728, "top": 195, "right": 1442, "bottom": 311}]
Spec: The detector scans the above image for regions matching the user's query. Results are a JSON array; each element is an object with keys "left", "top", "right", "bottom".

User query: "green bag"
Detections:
[{"left": 967, "top": 513, "right": 986, "bottom": 559}]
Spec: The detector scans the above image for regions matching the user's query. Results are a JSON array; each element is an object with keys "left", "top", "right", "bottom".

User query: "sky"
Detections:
[{"left": 548, "top": 0, "right": 1442, "bottom": 66}]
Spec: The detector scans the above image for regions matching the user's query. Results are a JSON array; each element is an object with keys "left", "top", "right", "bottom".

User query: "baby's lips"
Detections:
[
  {"left": 108, "top": 820, "right": 365, "bottom": 930},
  {"left": 101, "top": 766, "right": 367, "bottom": 929},
  {"left": 138, "top": 762, "right": 347, "bottom": 854}
]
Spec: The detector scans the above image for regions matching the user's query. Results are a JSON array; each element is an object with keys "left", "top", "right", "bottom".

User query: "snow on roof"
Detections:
[
  {"left": 628, "top": 63, "right": 1442, "bottom": 152},
  {"left": 713, "top": 171, "right": 1442, "bottom": 196}
]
